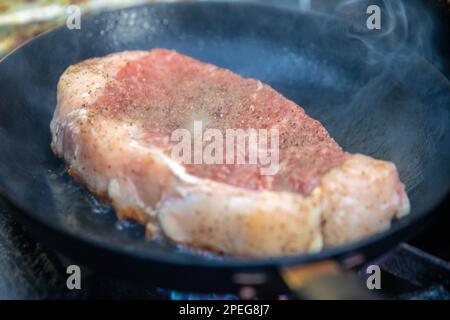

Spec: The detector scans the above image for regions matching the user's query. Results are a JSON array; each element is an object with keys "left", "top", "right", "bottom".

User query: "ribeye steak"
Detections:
[{"left": 50, "top": 49, "right": 410, "bottom": 257}]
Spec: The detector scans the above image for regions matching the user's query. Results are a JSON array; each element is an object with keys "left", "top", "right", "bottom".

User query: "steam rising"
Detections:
[
  {"left": 334, "top": 0, "right": 436, "bottom": 64},
  {"left": 293, "top": 0, "right": 448, "bottom": 193}
]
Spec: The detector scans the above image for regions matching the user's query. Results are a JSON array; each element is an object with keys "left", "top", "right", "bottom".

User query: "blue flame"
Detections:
[{"left": 156, "top": 288, "right": 237, "bottom": 300}]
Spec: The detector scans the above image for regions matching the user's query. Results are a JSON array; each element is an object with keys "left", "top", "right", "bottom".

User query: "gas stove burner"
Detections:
[
  {"left": 54, "top": 243, "right": 450, "bottom": 300},
  {"left": 149, "top": 244, "right": 450, "bottom": 300},
  {"left": 155, "top": 288, "right": 238, "bottom": 300}
]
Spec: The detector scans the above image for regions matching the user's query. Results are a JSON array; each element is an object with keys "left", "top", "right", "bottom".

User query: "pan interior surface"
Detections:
[{"left": 0, "top": 2, "right": 449, "bottom": 269}]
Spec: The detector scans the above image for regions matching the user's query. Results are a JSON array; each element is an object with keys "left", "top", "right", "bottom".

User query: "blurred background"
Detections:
[
  {"left": 1, "top": 1, "right": 448, "bottom": 67},
  {"left": 0, "top": 1, "right": 164, "bottom": 57}
]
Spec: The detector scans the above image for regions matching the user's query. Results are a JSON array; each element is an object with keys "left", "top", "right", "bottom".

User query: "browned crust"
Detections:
[
  {"left": 115, "top": 207, "right": 150, "bottom": 225},
  {"left": 68, "top": 166, "right": 150, "bottom": 225},
  {"left": 66, "top": 167, "right": 107, "bottom": 200},
  {"left": 67, "top": 168, "right": 150, "bottom": 225}
]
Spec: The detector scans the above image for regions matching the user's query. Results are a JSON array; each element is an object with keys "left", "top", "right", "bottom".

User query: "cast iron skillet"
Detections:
[{"left": 0, "top": 2, "right": 449, "bottom": 294}]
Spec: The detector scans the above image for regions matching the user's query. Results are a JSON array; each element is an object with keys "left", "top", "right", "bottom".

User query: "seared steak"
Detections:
[{"left": 50, "top": 49, "right": 409, "bottom": 257}]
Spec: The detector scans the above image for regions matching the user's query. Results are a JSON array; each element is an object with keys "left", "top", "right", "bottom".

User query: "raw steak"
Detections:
[{"left": 50, "top": 49, "right": 410, "bottom": 257}]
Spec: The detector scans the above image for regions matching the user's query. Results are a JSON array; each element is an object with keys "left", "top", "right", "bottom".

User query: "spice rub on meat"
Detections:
[{"left": 50, "top": 49, "right": 410, "bottom": 257}]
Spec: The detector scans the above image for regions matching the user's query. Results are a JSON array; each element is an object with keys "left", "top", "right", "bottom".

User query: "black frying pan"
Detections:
[{"left": 0, "top": 2, "right": 449, "bottom": 296}]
